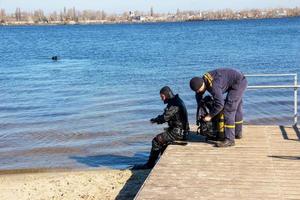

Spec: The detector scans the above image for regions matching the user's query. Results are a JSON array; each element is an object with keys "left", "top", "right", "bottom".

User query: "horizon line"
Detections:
[{"left": 0, "top": 5, "right": 299, "bottom": 15}]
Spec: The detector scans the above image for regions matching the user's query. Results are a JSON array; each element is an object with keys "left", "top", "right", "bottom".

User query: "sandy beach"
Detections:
[{"left": 0, "top": 169, "right": 150, "bottom": 200}]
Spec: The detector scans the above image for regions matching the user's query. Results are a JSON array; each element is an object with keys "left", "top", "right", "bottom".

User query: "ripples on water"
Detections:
[{"left": 0, "top": 17, "right": 299, "bottom": 170}]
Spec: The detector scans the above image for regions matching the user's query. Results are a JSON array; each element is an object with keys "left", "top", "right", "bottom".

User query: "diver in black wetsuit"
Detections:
[
  {"left": 132, "top": 86, "right": 189, "bottom": 170},
  {"left": 52, "top": 56, "right": 59, "bottom": 61}
]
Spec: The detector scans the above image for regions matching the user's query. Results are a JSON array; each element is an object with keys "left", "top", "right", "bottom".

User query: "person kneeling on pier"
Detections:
[{"left": 132, "top": 86, "right": 189, "bottom": 170}]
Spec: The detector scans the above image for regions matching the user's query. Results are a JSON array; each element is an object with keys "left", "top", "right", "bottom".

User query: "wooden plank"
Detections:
[{"left": 134, "top": 125, "right": 300, "bottom": 200}]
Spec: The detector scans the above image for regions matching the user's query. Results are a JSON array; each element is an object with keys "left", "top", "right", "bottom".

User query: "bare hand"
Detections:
[{"left": 204, "top": 115, "right": 212, "bottom": 122}]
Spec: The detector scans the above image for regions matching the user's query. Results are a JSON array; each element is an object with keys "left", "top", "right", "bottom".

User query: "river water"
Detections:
[{"left": 0, "top": 17, "right": 299, "bottom": 170}]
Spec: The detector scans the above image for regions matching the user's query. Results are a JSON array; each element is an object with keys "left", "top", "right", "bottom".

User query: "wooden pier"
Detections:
[{"left": 135, "top": 125, "right": 300, "bottom": 200}]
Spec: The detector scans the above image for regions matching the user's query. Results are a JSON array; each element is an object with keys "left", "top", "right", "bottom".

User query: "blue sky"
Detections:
[{"left": 1, "top": 0, "right": 300, "bottom": 14}]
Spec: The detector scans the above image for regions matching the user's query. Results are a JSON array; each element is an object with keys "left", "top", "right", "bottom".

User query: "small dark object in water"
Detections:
[{"left": 51, "top": 56, "right": 59, "bottom": 61}]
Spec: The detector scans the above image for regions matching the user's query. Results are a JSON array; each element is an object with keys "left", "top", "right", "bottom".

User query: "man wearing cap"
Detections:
[
  {"left": 132, "top": 86, "right": 189, "bottom": 169},
  {"left": 190, "top": 68, "right": 247, "bottom": 147}
]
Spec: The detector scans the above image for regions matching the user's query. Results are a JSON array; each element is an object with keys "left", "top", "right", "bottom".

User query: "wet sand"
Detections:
[{"left": 0, "top": 169, "right": 150, "bottom": 200}]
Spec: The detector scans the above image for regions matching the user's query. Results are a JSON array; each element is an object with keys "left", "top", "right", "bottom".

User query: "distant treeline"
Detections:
[{"left": 0, "top": 7, "right": 300, "bottom": 25}]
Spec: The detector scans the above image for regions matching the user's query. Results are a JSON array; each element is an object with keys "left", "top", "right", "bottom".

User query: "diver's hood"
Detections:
[{"left": 160, "top": 86, "right": 175, "bottom": 104}]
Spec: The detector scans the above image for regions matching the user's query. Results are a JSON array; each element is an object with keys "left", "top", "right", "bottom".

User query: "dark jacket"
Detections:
[
  {"left": 153, "top": 94, "right": 189, "bottom": 132},
  {"left": 198, "top": 68, "right": 245, "bottom": 117}
]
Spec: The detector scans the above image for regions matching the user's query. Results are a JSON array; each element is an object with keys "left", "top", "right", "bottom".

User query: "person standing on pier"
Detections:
[
  {"left": 132, "top": 86, "right": 189, "bottom": 169},
  {"left": 189, "top": 68, "right": 247, "bottom": 147}
]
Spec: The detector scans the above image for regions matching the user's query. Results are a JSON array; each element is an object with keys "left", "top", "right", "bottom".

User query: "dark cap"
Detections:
[{"left": 190, "top": 77, "right": 204, "bottom": 91}]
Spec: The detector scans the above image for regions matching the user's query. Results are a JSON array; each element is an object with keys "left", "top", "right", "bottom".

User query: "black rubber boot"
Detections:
[{"left": 132, "top": 149, "right": 160, "bottom": 170}]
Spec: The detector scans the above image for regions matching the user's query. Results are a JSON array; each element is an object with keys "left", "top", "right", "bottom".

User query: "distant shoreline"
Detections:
[{"left": 1, "top": 15, "right": 299, "bottom": 27}]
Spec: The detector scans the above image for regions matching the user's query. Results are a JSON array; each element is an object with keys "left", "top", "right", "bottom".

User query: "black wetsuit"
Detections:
[{"left": 148, "top": 94, "right": 189, "bottom": 167}]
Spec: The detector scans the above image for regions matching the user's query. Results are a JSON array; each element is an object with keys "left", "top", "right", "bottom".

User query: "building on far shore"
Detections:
[{"left": 0, "top": 7, "right": 300, "bottom": 26}]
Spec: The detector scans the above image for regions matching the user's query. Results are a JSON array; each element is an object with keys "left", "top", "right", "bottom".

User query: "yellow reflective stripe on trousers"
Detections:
[
  {"left": 224, "top": 124, "right": 235, "bottom": 128},
  {"left": 235, "top": 120, "right": 243, "bottom": 124}
]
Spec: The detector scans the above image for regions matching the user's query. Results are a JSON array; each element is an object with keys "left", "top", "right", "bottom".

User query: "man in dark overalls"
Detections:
[
  {"left": 132, "top": 86, "right": 189, "bottom": 169},
  {"left": 190, "top": 68, "right": 247, "bottom": 147}
]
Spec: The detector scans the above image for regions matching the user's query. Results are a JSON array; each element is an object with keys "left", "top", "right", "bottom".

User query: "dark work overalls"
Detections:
[
  {"left": 148, "top": 94, "right": 189, "bottom": 167},
  {"left": 199, "top": 68, "right": 248, "bottom": 141}
]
